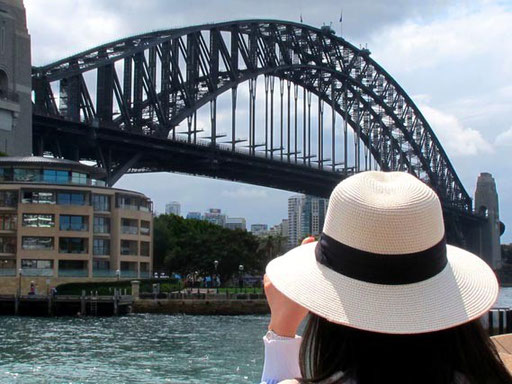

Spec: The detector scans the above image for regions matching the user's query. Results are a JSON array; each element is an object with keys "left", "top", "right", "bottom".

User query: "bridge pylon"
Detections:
[
  {"left": 0, "top": 0, "right": 31, "bottom": 155},
  {"left": 475, "top": 172, "right": 503, "bottom": 269}
]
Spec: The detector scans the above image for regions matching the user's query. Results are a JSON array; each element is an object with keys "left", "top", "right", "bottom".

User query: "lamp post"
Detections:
[
  {"left": 17, "top": 268, "right": 22, "bottom": 297},
  {"left": 214, "top": 260, "right": 219, "bottom": 294},
  {"left": 238, "top": 264, "right": 244, "bottom": 292}
]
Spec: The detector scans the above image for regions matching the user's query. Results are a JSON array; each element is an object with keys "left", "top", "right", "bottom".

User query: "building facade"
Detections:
[
  {"left": 0, "top": 157, "right": 153, "bottom": 295},
  {"left": 287, "top": 195, "right": 304, "bottom": 248},
  {"left": 288, "top": 194, "right": 328, "bottom": 248},
  {"left": 165, "top": 201, "right": 181, "bottom": 216},
  {"left": 186, "top": 211, "right": 202, "bottom": 220},
  {"left": 250, "top": 224, "right": 268, "bottom": 237},
  {"left": 225, "top": 217, "right": 246, "bottom": 231},
  {"left": 0, "top": 0, "right": 32, "bottom": 155},
  {"left": 203, "top": 208, "right": 226, "bottom": 227}
]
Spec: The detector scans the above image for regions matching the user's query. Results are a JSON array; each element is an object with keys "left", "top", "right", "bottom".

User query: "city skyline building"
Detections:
[
  {"left": 287, "top": 195, "right": 304, "bottom": 248},
  {"left": 288, "top": 194, "right": 328, "bottom": 248},
  {"left": 224, "top": 217, "right": 247, "bottom": 231},
  {"left": 203, "top": 208, "right": 227, "bottom": 227},
  {"left": 186, "top": 211, "right": 202, "bottom": 220},
  {"left": 165, "top": 201, "right": 181, "bottom": 216},
  {"left": 250, "top": 224, "right": 268, "bottom": 236}
]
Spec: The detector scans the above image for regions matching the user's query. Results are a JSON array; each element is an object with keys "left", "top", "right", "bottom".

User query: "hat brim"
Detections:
[{"left": 266, "top": 242, "right": 499, "bottom": 334}]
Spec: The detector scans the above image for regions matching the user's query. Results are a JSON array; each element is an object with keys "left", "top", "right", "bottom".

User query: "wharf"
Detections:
[{"left": 0, "top": 292, "right": 133, "bottom": 316}]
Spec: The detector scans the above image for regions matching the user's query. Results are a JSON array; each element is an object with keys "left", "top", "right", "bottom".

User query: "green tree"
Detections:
[{"left": 153, "top": 214, "right": 265, "bottom": 282}]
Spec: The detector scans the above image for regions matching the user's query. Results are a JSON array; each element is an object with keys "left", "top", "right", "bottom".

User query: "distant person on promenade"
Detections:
[{"left": 260, "top": 171, "right": 512, "bottom": 384}]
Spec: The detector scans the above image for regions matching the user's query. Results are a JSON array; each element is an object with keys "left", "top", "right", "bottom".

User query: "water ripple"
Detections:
[{"left": 0, "top": 314, "right": 269, "bottom": 383}]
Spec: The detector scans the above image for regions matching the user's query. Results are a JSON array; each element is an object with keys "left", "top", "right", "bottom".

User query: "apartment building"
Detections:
[{"left": 0, "top": 157, "right": 153, "bottom": 294}]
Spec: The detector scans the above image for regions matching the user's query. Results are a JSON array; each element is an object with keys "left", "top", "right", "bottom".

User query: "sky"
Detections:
[{"left": 24, "top": 0, "right": 512, "bottom": 242}]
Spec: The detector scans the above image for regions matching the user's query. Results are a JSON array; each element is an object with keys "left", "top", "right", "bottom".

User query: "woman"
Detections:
[{"left": 260, "top": 171, "right": 512, "bottom": 383}]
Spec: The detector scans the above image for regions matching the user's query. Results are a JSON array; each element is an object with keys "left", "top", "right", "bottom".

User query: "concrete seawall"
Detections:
[{"left": 132, "top": 298, "right": 269, "bottom": 315}]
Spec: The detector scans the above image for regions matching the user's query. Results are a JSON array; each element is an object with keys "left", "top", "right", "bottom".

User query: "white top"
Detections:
[{"left": 260, "top": 333, "right": 302, "bottom": 384}]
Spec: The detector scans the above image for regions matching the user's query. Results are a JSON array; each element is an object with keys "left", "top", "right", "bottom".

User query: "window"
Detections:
[
  {"left": 22, "top": 237, "right": 54, "bottom": 250},
  {"left": 21, "top": 259, "right": 53, "bottom": 269},
  {"left": 43, "top": 169, "right": 69, "bottom": 184},
  {"left": 0, "top": 190, "right": 17, "bottom": 207},
  {"left": 57, "top": 192, "right": 87, "bottom": 206},
  {"left": 71, "top": 172, "right": 87, "bottom": 185},
  {"left": 22, "top": 191, "right": 55, "bottom": 204},
  {"left": 22, "top": 214, "right": 54, "bottom": 228},
  {"left": 140, "top": 220, "right": 150, "bottom": 235},
  {"left": 140, "top": 199, "right": 152, "bottom": 212},
  {"left": 0, "top": 167, "right": 13, "bottom": 181},
  {"left": 0, "top": 214, "right": 16, "bottom": 230},
  {"left": 0, "top": 236, "right": 16, "bottom": 253},
  {"left": 140, "top": 262, "right": 150, "bottom": 272},
  {"left": 14, "top": 169, "right": 41, "bottom": 182},
  {"left": 140, "top": 241, "right": 150, "bottom": 257},
  {"left": 93, "top": 238, "right": 110, "bottom": 256},
  {"left": 120, "top": 240, "right": 138, "bottom": 256},
  {"left": 92, "top": 194, "right": 110, "bottom": 211},
  {"left": 59, "top": 237, "right": 87, "bottom": 254},
  {"left": 117, "top": 195, "right": 139, "bottom": 211},
  {"left": 121, "top": 218, "right": 138, "bottom": 234},
  {"left": 120, "top": 261, "right": 137, "bottom": 277},
  {"left": 93, "top": 260, "right": 110, "bottom": 270},
  {"left": 60, "top": 215, "right": 88, "bottom": 231},
  {"left": 58, "top": 260, "right": 88, "bottom": 277},
  {"left": 93, "top": 216, "right": 110, "bottom": 233}
]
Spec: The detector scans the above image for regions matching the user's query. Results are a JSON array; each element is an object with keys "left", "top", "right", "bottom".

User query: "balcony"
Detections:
[
  {"left": 140, "top": 271, "right": 151, "bottom": 279},
  {"left": 92, "top": 269, "right": 117, "bottom": 278},
  {"left": 120, "top": 270, "right": 138, "bottom": 278},
  {"left": 58, "top": 269, "right": 89, "bottom": 278},
  {"left": 60, "top": 224, "right": 88, "bottom": 232},
  {"left": 0, "top": 269, "right": 16, "bottom": 277},
  {"left": 121, "top": 226, "right": 138, "bottom": 235},
  {"left": 21, "top": 268, "right": 53, "bottom": 277},
  {"left": 140, "top": 227, "right": 150, "bottom": 235}
]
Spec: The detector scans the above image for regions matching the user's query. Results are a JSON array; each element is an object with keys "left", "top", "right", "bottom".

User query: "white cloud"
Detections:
[
  {"left": 221, "top": 187, "right": 268, "bottom": 199},
  {"left": 495, "top": 127, "right": 512, "bottom": 147},
  {"left": 369, "top": 2, "right": 512, "bottom": 74},
  {"left": 419, "top": 104, "right": 493, "bottom": 157}
]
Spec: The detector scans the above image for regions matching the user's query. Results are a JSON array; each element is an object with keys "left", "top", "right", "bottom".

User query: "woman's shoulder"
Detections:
[{"left": 278, "top": 380, "right": 300, "bottom": 384}]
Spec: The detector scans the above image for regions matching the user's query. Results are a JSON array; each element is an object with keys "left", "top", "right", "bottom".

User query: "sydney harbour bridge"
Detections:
[{"left": 29, "top": 20, "right": 496, "bottom": 259}]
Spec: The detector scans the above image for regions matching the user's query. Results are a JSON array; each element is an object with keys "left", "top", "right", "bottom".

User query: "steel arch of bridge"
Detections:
[{"left": 32, "top": 19, "right": 471, "bottom": 212}]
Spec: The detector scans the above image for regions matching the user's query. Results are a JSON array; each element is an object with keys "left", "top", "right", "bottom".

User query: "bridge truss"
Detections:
[{"left": 32, "top": 19, "right": 471, "bottom": 213}]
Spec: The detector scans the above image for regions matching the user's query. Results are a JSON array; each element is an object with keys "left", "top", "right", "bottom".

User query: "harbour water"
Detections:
[{"left": 1, "top": 288, "right": 512, "bottom": 384}]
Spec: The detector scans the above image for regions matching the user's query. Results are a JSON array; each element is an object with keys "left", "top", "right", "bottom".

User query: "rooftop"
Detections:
[{"left": 0, "top": 156, "right": 106, "bottom": 179}]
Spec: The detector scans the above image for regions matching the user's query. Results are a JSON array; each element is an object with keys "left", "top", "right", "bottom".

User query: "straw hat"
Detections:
[{"left": 266, "top": 171, "right": 498, "bottom": 334}]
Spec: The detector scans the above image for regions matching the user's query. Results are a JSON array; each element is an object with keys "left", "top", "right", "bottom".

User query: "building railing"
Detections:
[
  {"left": 140, "top": 271, "right": 150, "bottom": 279},
  {"left": 93, "top": 247, "right": 110, "bottom": 256},
  {"left": 121, "top": 226, "right": 138, "bottom": 235},
  {"left": 60, "top": 224, "right": 89, "bottom": 232},
  {"left": 58, "top": 269, "right": 89, "bottom": 278},
  {"left": 92, "top": 269, "right": 118, "bottom": 278},
  {"left": 118, "top": 204, "right": 139, "bottom": 211},
  {"left": 140, "top": 228, "right": 150, "bottom": 235},
  {"left": 0, "top": 269, "right": 16, "bottom": 277},
  {"left": 21, "top": 268, "right": 53, "bottom": 277},
  {"left": 0, "top": 174, "right": 106, "bottom": 187},
  {"left": 93, "top": 225, "right": 110, "bottom": 234},
  {"left": 120, "top": 270, "right": 138, "bottom": 278}
]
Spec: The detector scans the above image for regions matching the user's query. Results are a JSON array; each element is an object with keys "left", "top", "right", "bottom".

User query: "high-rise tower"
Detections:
[{"left": 0, "top": 0, "right": 31, "bottom": 155}]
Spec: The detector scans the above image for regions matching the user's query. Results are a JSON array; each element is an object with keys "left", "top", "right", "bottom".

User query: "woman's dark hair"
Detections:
[{"left": 299, "top": 313, "right": 512, "bottom": 384}]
